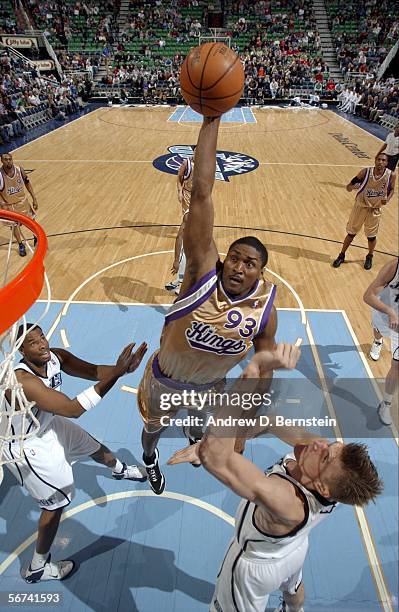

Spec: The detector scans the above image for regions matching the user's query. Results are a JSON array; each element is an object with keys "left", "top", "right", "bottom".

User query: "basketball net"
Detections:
[{"left": 0, "top": 213, "right": 49, "bottom": 486}]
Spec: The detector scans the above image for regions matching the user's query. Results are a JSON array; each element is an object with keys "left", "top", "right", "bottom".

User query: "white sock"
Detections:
[
  {"left": 113, "top": 458, "right": 124, "bottom": 473},
  {"left": 383, "top": 393, "right": 393, "bottom": 406},
  {"left": 31, "top": 550, "right": 48, "bottom": 570}
]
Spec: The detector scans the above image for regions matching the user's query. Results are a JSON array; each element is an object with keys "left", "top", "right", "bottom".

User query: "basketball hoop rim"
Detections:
[{"left": 0, "top": 211, "right": 47, "bottom": 336}]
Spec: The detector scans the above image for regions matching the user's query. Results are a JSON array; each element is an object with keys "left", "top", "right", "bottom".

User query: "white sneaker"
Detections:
[
  {"left": 369, "top": 340, "right": 383, "bottom": 361},
  {"left": 112, "top": 462, "right": 147, "bottom": 482},
  {"left": 23, "top": 554, "right": 75, "bottom": 583},
  {"left": 378, "top": 401, "right": 392, "bottom": 426}
]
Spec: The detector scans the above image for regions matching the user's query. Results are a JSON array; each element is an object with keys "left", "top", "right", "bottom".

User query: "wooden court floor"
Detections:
[{"left": 2, "top": 106, "right": 398, "bottom": 390}]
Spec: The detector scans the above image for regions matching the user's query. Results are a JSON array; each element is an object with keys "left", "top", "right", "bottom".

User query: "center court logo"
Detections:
[{"left": 152, "top": 145, "right": 259, "bottom": 182}]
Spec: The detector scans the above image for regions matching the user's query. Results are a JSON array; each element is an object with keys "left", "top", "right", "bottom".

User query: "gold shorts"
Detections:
[
  {"left": 1, "top": 199, "right": 35, "bottom": 225},
  {"left": 346, "top": 202, "right": 381, "bottom": 238},
  {"left": 137, "top": 351, "right": 224, "bottom": 433}
]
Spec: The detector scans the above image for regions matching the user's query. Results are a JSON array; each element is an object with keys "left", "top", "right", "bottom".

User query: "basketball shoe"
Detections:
[
  {"left": 369, "top": 340, "right": 383, "bottom": 361},
  {"left": 24, "top": 554, "right": 75, "bottom": 583},
  {"left": 112, "top": 462, "right": 147, "bottom": 481},
  {"left": 143, "top": 448, "right": 165, "bottom": 494}
]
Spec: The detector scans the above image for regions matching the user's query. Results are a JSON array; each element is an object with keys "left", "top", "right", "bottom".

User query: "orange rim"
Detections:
[{"left": 0, "top": 211, "right": 47, "bottom": 336}]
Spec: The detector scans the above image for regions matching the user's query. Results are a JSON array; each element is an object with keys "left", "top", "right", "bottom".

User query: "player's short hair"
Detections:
[
  {"left": 328, "top": 443, "right": 383, "bottom": 506},
  {"left": 375, "top": 152, "right": 388, "bottom": 159},
  {"left": 16, "top": 323, "right": 40, "bottom": 343},
  {"left": 228, "top": 236, "right": 268, "bottom": 267}
]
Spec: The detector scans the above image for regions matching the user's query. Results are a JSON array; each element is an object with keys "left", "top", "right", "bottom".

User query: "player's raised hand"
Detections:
[
  {"left": 243, "top": 343, "right": 301, "bottom": 377},
  {"left": 167, "top": 442, "right": 201, "bottom": 466},
  {"left": 115, "top": 342, "right": 148, "bottom": 376},
  {"left": 127, "top": 342, "right": 148, "bottom": 373}
]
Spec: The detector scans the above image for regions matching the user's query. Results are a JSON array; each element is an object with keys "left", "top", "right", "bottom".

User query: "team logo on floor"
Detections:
[{"left": 153, "top": 145, "right": 259, "bottom": 182}]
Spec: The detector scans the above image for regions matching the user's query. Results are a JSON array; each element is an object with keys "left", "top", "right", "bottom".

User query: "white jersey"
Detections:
[
  {"left": 7, "top": 351, "right": 62, "bottom": 439},
  {"left": 234, "top": 453, "right": 337, "bottom": 560}
]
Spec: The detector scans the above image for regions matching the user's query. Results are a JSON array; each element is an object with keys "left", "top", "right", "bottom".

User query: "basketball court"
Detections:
[{"left": 0, "top": 106, "right": 397, "bottom": 611}]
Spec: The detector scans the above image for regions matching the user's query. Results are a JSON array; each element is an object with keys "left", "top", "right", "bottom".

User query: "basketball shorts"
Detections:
[
  {"left": 1, "top": 198, "right": 35, "bottom": 225},
  {"left": 210, "top": 537, "right": 308, "bottom": 612},
  {"left": 137, "top": 352, "right": 223, "bottom": 434},
  {"left": 346, "top": 202, "right": 381, "bottom": 238},
  {"left": 372, "top": 310, "right": 399, "bottom": 361},
  {"left": 3, "top": 416, "right": 100, "bottom": 510}
]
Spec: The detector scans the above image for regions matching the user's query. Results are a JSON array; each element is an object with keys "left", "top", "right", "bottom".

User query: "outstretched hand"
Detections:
[
  {"left": 242, "top": 343, "right": 301, "bottom": 378},
  {"left": 115, "top": 342, "right": 148, "bottom": 376},
  {"left": 167, "top": 442, "right": 201, "bottom": 466}
]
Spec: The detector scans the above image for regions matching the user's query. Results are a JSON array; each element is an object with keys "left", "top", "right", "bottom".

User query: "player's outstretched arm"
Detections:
[
  {"left": 182, "top": 117, "right": 220, "bottom": 285},
  {"left": 17, "top": 343, "right": 148, "bottom": 418},
  {"left": 54, "top": 342, "right": 147, "bottom": 380}
]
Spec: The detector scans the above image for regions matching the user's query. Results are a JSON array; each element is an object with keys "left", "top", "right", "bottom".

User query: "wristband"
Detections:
[{"left": 76, "top": 386, "right": 102, "bottom": 411}]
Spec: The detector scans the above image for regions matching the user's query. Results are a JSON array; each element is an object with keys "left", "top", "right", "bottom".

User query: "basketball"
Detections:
[{"left": 180, "top": 42, "right": 244, "bottom": 117}]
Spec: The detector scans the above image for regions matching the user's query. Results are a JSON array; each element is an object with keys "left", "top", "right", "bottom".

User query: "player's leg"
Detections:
[
  {"left": 210, "top": 539, "right": 273, "bottom": 612},
  {"left": 378, "top": 347, "right": 398, "bottom": 426},
  {"left": 90, "top": 442, "right": 147, "bottom": 481},
  {"left": 332, "top": 233, "right": 355, "bottom": 267},
  {"left": 137, "top": 361, "right": 168, "bottom": 494},
  {"left": 333, "top": 203, "right": 367, "bottom": 267},
  {"left": 276, "top": 583, "right": 305, "bottom": 612},
  {"left": 24, "top": 506, "right": 75, "bottom": 583},
  {"left": 275, "top": 540, "right": 308, "bottom": 612},
  {"left": 3, "top": 428, "right": 77, "bottom": 582},
  {"left": 365, "top": 237, "right": 376, "bottom": 269},
  {"left": 141, "top": 427, "right": 166, "bottom": 494},
  {"left": 12, "top": 223, "right": 26, "bottom": 256},
  {"left": 364, "top": 209, "right": 381, "bottom": 269},
  {"left": 369, "top": 327, "right": 383, "bottom": 360}
]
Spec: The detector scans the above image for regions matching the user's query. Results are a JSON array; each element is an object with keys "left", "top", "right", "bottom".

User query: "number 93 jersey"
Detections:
[{"left": 158, "top": 268, "right": 276, "bottom": 385}]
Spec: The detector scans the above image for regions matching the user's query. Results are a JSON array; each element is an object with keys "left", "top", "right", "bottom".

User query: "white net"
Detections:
[{"left": 0, "top": 221, "right": 50, "bottom": 485}]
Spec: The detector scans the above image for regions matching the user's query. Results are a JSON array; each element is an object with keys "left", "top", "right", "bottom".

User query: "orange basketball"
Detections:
[{"left": 180, "top": 42, "right": 244, "bottom": 117}]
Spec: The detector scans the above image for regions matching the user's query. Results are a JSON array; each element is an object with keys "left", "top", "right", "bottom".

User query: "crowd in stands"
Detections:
[
  {"left": 0, "top": 48, "right": 90, "bottom": 144},
  {"left": 337, "top": 78, "right": 399, "bottom": 123},
  {"left": 326, "top": 0, "right": 398, "bottom": 80},
  {"left": 0, "top": 0, "right": 397, "bottom": 139},
  {"left": 225, "top": 0, "right": 333, "bottom": 100},
  {"left": 25, "top": 0, "right": 120, "bottom": 49}
]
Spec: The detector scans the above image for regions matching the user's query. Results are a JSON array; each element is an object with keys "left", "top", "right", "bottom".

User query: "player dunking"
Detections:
[
  {"left": 138, "top": 116, "right": 297, "bottom": 494},
  {"left": 165, "top": 151, "right": 195, "bottom": 295},
  {"left": 332, "top": 153, "right": 396, "bottom": 270},
  {"left": 0, "top": 152, "right": 39, "bottom": 257}
]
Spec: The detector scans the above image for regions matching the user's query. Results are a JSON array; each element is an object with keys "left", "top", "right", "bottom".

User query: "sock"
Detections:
[
  {"left": 143, "top": 452, "right": 156, "bottom": 465},
  {"left": 30, "top": 550, "right": 48, "bottom": 570},
  {"left": 112, "top": 458, "right": 124, "bottom": 473},
  {"left": 383, "top": 392, "right": 393, "bottom": 406}
]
